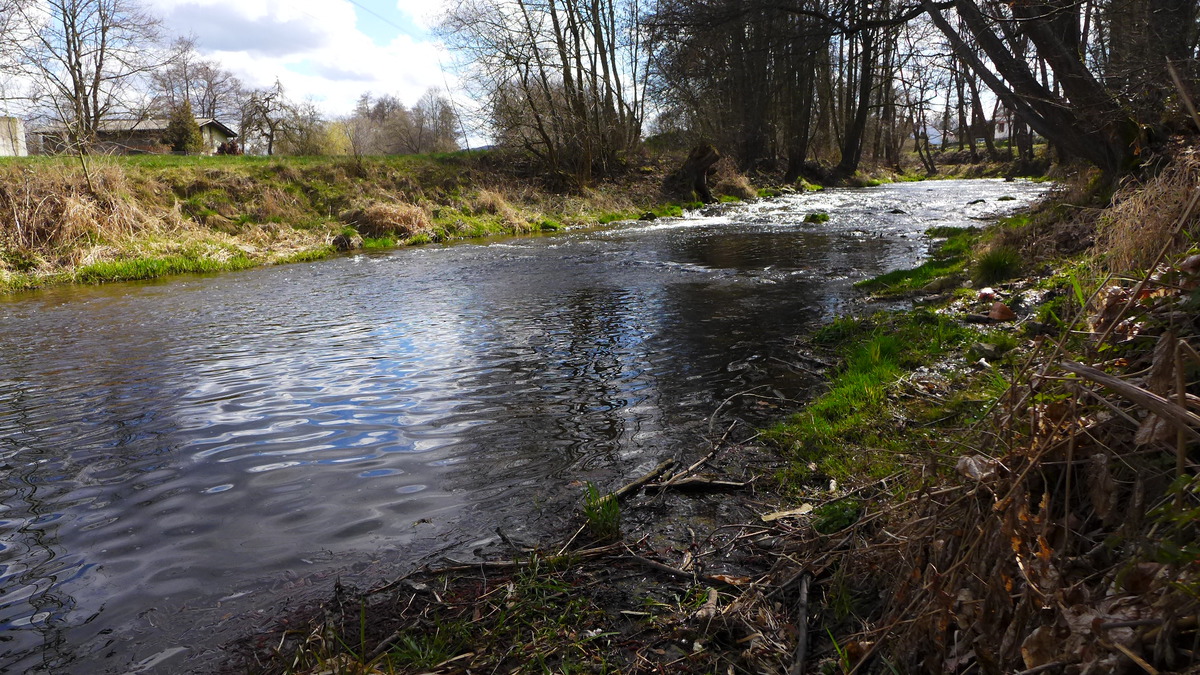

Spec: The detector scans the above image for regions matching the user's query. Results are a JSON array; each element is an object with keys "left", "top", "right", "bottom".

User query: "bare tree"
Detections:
[
  {"left": 7, "top": 0, "right": 174, "bottom": 143},
  {"left": 240, "top": 79, "right": 287, "bottom": 155},
  {"left": 396, "top": 89, "right": 459, "bottom": 154},
  {"left": 151, "top": 37, "right": 243, "bottom": 122},
  {"left": 441, "top": 0, "right": 645, "bottom": 182},
  {"left": 275, "top": 99, "right": 327, "bottom": 155},
  {"left": 0, "top": 1, "right": 33, "bottom": 82}
]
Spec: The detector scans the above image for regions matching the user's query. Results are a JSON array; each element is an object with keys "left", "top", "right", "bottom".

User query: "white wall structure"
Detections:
[{"left": 0, "top": 117, "right": 27, "bottom": 156}]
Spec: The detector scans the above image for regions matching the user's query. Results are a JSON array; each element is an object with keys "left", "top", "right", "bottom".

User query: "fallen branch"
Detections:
[
  {"left": 790, "top": 573, "right": 812, "bottom": 675},
  {"left": 610, "top": 458, "right": 677, "bottom": 503},
  {"left": 623, "top": 551, "right": 694, "bottom": 580},
  {"left": 644, "top": 477, "right": 751, "bottom": 494},
  {"left": 426, "top": 543, "right": 624, "bottom": 575}
]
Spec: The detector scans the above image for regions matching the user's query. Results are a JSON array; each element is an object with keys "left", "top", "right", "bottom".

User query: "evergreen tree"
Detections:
[{"left": 163, "top": 100, "right": 204, "bottom": 154}]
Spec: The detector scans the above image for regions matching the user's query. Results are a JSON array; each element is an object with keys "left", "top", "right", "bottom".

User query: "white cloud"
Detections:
[
  {"left": 394, "top": 0, "right": 448, "bottom": 32},
  {"left": 147, "top": 0, "right": 455, "bottom": 116}
]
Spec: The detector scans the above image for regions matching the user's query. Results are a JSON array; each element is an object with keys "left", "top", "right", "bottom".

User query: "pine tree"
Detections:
[{"left": 163, "top": 101, "right": 204, "bottom": 154}]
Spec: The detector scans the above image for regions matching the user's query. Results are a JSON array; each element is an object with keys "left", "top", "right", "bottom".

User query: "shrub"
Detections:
[
  {"left": 711, "top": 157, "right": 757, "bottom": 200},
  {"left": 471, "top": 189, "right": 524, "bottom": 228},
  {"left": 805, "top": 212, "right": 830, "bottom": 224}
]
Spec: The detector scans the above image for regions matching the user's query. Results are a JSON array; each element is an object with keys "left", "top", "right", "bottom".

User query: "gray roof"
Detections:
[{"left": 36, "top": 117, "right": 237, "bottom": 137}]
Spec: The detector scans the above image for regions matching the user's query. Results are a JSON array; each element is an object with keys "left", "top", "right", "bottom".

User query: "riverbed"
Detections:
[{"left": 0, "top": 179, "right": 1046, "bottom": 673}]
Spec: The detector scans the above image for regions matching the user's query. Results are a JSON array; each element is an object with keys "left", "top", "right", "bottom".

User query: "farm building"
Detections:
[
  {"left": 33, "top": 118, "right": 237, "bottom": 155},
  {"left": 0, "top": 117, "right": 26, "bottom": 156}
]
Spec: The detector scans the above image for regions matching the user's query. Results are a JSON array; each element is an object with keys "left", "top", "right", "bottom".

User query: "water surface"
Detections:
[{"left": 0, "top": 179, "right": 1046, "bottom": 672}]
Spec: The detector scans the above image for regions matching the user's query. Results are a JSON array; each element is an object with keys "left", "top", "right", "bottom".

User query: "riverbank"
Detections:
[
  {"left": 218, "top": 147, "right": 1200, "bottom": 674},
  {"left": 0, "top": 151, "right": 695, "bottom": 293},
  {"left": 0, "top": 150, "right": 1044, "bottom": 295}
]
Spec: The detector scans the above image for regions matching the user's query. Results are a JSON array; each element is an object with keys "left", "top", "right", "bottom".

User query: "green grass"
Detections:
[
  {"left": 764, "top": 310, "right": 978, "bottom": 485},
  {"left": 974, "top": 246, "right": 1022, "bottom": 284},
  {"left": 597, "top": 210, "right": 636, "bottom": 224},
  {"left": 582, "top": 483, "right": 620, "bottom": 541},
  {"left": 856, "top": 226, "right": 978, "bottom": 296},
  {"left": 805, "top": 212, "right": 830, "bottom": 224},
  {"left": 719, "top": 194, "right": 741, "bottom": 203},
  {"left": 362, "top": 236, "right": 396, "bottom": 249},
  {"left": 275, "top": 246, "right": 336, "bottom": 264},
  {"left": 73, "top": 252, "right": 254, "bottom": 284}
]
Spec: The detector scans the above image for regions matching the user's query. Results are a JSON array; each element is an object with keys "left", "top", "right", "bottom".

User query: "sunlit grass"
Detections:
[
  {"left": 74, "top": 253, "right": 253, "bottom": 284},
  {"left": 765, "top": 310, "right": 979, "bottom": 485},
  {"left": 856, "top": 226, "right": 978, "bottom": 295}
]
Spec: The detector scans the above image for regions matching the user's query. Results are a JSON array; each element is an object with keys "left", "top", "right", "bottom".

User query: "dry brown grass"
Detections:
[
  {"left": 470, "top": 188, "right": 528, "bottom": 229},
  {"left": 711, "top": 158, "right": 758, "bottom": 200},
  {"left": 0, "top": 162, "right": 166, "bottom": 269},
  {"left": 341, "top": 201, "right": 432, "bottom": 238},
  {"left": 1096, "top": 150, "right": 1200, "bottom": 272}
]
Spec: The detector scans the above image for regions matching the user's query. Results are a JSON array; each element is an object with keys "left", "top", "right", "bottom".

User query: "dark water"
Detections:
[{"left": 0, "top": 179, "right": 1045, "bottom": 673}]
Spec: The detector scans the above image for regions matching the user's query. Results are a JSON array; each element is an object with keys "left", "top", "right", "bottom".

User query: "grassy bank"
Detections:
[
  {"left": 0, "top": 148, "right": 1048, "bottom": 294},
  {"left": 759, "top": 148, "right": 1200, "bottom": 672},
  {"left": 0, "top": 152, "right": 716, "bottom": 293}
]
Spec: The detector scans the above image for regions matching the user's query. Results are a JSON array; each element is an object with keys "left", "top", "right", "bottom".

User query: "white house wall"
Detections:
[{"left": 0, "top": 117, "right": 27, "bottom": 156}]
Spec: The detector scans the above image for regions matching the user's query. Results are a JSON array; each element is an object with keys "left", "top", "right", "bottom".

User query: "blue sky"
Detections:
[{"left": 146, "top": 0, "right": 454, "bottom": 115}]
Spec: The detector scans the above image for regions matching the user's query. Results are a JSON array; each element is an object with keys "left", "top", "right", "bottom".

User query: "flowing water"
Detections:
[{"left": 0, "top": 179, "right": 1046, "bottom": 673}]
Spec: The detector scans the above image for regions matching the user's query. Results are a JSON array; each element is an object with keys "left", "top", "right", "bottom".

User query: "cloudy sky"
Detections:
[{"left": 146, "top": 0, "right": 455, "bottom": 115}]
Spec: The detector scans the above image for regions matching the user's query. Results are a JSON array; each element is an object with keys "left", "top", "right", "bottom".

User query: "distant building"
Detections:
[
  {"left": 912, "top": 124, "right": 956, "bottom": 147},
  {"left": 33, "top": 118, "right": 237, "bottom": 155},
  {"left": 0, "top": 117, "right": 27, "bottom": 156},
  {"left": 993, "top": 118, "right": 1011, "bottom": 142}
]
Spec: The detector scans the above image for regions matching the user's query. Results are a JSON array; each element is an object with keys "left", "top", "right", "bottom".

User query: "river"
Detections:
[{"left": 0, "top": 179, "right": 1046, "bottom": 673}]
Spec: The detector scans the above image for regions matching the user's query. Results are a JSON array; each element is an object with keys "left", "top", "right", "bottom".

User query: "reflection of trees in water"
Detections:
[{"left": 447, "top": 286, "right": 663, "bottom": 485}]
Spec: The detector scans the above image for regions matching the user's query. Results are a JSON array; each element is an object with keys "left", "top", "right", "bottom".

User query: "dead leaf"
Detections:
[
  {"left": 1134, "top": 413, "right": 1173, "bottom": 445},
  {"left": 1179, "top": 253, "right": 1200, "bottom": 274},
  {"left": 989, "top": 302, "right": 1017, "bottom": 321},
  {"left": 1020, "top": 625, "right": 1058, "bottom": 669},
  {"left": 694, "top": 587, "right": 719, "bottom": 622},
  {"left": 761, "top": 504, "right": 813, "bottom": 522},
  {"left": 709, "top": 574, "right": 751, "bottom": 586},
  {"left": 956, "top": 455, "right": 998, "bottom": 482},
  {"left": 1145, "top": 333, "right": 1176, "bottom": 396},
  {"left": 1088, "top": 453, "right": 1118, "bottom": 523}
]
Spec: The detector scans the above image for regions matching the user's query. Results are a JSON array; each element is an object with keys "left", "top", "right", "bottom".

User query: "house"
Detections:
[
  {"left": 993, "top": 118, "right": 1011, "bottom": 142},
  {"left": 0, "top": 117, "right": 26, "bottom": 156},
  {"left": 912, "top": 123, "right": 956, "bottom": 147},
  {"left": 33, "top": 117, "right": 237, "bottom": 155}
]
